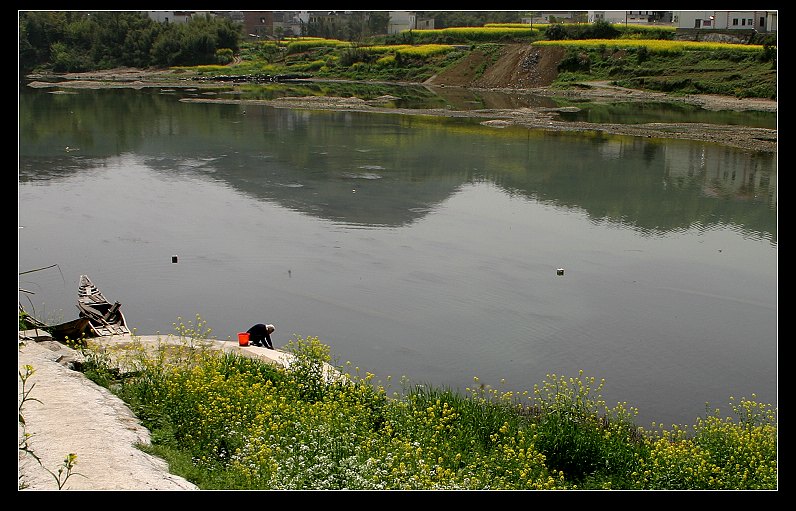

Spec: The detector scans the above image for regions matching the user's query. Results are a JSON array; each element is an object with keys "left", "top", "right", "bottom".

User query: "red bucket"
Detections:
[{"left": 237, "top": 332, "right": 250, "bottom": 346}]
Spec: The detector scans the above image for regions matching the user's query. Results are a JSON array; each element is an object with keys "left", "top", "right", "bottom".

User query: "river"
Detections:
[{"left": 18, "top": 85, "right": 777, "bottom": 428}]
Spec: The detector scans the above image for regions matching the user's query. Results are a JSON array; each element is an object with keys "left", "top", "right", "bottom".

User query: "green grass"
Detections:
[
  {"left": 188, "top": 36, "right": 776, "bottom": 100},
  {"left": 550, "top": 45, "right": 776, "bottom": 99},
  {"left": 75, "top": 319, "right": 777, "bottom": 490}
]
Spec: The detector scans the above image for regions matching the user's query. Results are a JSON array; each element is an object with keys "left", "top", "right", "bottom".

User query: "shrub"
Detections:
[
  {"left": 545, "top": 24, "right": 567, "bottom": 41},
  {"left": 215, "top": 48, "right": 233, "bottom": 64},
  {"left": 338, "top": 47, "right": 372, "bottom": 67},
  {"left": 529, "top": 371, "right": 643, "bottom": 485}
]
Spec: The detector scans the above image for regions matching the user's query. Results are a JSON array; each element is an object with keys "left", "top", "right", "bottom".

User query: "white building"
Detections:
[
  {"left": 673, "top": 11, "right": 775, "bottom": 31},
  {"left": 388, "top": 11, "right": 416, "bottom": 34},
  {"left": 589, "top": 11, "right": 672, "bottom": 24},
  {"left": 144, "top": 11, "right": 196, "bottom": 24},
  {"left": 387, "top": 11, "right": 434, "bottom": 34}
]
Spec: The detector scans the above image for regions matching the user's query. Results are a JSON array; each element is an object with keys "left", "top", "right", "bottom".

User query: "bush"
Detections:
[
  {"left": 50, "top": 41, "right": 93, "bottom": 72},
  {"left": 338, "top": 47, "right": 372, "bottom": 67},
  {"left": 545, "top": 24, "right": 567, "bottom": 41},
  {"left": 215, "top": 48, "right": 233, "bottom": 65},
  {"left": 558, "top": 49, "right": 591, "bottom": 72},
  {"left": 635, "top": 45, "right": 649, "bottom": 63}
]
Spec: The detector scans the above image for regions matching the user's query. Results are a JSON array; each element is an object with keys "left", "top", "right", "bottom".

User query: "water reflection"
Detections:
[
  {"left": 555, "top": 100, "right": 777, "bottom": 129},
  {"left": 19, "top": 87, "right": 777, "bottom": 243}
]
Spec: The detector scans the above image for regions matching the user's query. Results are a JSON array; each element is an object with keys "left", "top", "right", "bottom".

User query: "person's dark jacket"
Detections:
[{"left": 247, "top": 323, "right": 274, "bottom": 349}]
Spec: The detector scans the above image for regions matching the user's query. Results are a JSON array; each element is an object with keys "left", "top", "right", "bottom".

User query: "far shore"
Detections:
[{"left": 25, "top": 68, "right": 777, "bottom": 153}]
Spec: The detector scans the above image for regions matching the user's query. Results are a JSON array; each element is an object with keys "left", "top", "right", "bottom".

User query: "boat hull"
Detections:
[{"left": 51, "top": 317, "right": 92, "bottom": 342}]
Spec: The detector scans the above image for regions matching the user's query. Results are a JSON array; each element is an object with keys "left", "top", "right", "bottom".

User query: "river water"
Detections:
[{"left": 18, "top": 85, "right": 777, "bottom": 428}]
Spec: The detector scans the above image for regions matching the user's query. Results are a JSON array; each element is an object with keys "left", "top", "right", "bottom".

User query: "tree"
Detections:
[
  {"left": 417, "top": 11, "right": 524, "bottom": 28},
  {"left": 19, "top": 10, "right": 242, "bottom": 72}
]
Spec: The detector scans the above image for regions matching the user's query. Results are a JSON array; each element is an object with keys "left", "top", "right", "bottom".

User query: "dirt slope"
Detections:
[{"left": 427, "top": 44, "right": 566, "bottom": 89}]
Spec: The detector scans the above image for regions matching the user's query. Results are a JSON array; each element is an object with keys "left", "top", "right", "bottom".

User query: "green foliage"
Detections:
[
  {"left": 547, "top": 44, "right": 775, "bottom": 100},
  {"left": 304, "top": 11, "right": 388, "bottom": 42},
  {"left": 616, "top": 24, "right": 675, "bottom": 41},
  {"left": 50, "top": 41, "right": 93, "bottom": 72},
  {"left": 558, "top": 48, "right": 592, "bottom": 73},
  {"left": 18, "top": 10, "right": 242, "bottom": 73},
  {"left": 402, "top": 26, "right": 541, "bottom": 45},
  {"left": 633, "top": 397, "right": 777, "bottom": 489},
  {"left": 417, "top": 11, "right": 524, "bottom": 29},
  {"left": 545, "top": 24, "right": 567, "bottom": 41},
  {"left": 540, "top": 22, "right": 674, "bottom": 42},
  {"left": 285, "top": 38, "right": 350, "bottom": 55},
  {"left": 80, "top": 347, "right": 122, "bottom": 389},
  {"left": 283, "top": 335, "right": 334, "bottom": 402},
  {"left": 636, "top": 45, "right": 649, "bottom": 63},
  {"left": 760, "top": 43, "right": 777, "bottom": 65},
  {"left": 215, "top": 48, "right": 233, "bottom": 64},
  {"left": 529, "top": 371, "right": 644, "bottom": 486},
  {"left": 338, "top": 46, "right": 373, "bottom": 67},
  {"left": 566, "top": 20, "right": 621, "bottom": 40},
  {"left": 20, "top": 12, "right": 776, "bottom": 100},
  {"left": 72, "top": 319, "right": 777, "bottom": 490},
  {"left": 18, "top": 309, "right": 40, "bottom": 330}
]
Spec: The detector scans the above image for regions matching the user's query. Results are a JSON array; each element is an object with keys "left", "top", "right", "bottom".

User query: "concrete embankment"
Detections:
[{"left": 18, "top": 332, "right": 337, "bottom": 491}]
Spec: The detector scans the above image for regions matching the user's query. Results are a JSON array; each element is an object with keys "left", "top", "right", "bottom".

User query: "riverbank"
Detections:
[
  {"left": 17, "top": 333, "right": 313, "bottom": 491},
  {"left": 25, "top": 67, "right": 777, "bottom": 153}
]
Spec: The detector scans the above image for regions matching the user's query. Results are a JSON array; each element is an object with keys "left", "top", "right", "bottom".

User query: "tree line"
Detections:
[
  {"left": 19, "top": 11, "right": 241, "bottom": 74},
  {"left": 19, "top": 11, "right": 540, "bottom": 75}
]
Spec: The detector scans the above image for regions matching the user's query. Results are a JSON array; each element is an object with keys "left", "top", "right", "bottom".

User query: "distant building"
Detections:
[
  {"left": 388, "top": 11, "right": 415, "bottom": 34},
  {"left": 388, "top": 11, "right": 434, "bottom": 34},
  {"left": 589, "top": 11, "right": 673, "bottom": 24},
  {"left": 272, "top": 11, "right": 306, "bottom": 38},
  {"left": 673, "top": 11, "right": 775, "bottom": 32},
  {"left": 242, "top": 11, "right": 273, "bottom": 39},
  {"left": 306, "top": 10, "right": 346, "bottom": 34},
  {"left": 143, "top": 11, "right": 195, "bottom": 24}
]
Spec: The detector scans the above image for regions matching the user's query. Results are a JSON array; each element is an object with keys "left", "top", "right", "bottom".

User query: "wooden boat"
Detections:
[
  {"left": 77, "top": 274, "right": 131, "bottom": 337},
  {"left": 53, "top": 316, "right": 92, "bottom": 341},
  {"left": 18, "top": 304, "right": 91, "bottom": 342},
  {"left": 51, "top": 317, "right": 92, "bottom": 342}
]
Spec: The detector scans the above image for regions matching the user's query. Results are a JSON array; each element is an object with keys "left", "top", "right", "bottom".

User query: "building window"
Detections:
[
  {"left": 732, "top": 18, "right": 739, "bottom": 26},
  {"left": 748, "top": 18, "right": 753, "bottom": 25}
]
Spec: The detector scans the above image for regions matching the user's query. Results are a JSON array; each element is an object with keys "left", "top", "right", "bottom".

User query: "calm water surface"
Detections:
[{"left": 18, "top": 87, "right": 777, "bottom": 428}]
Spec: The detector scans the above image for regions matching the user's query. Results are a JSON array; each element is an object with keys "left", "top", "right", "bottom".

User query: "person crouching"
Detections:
[{"left": 247, "top": 323, "right": 275, "bottom": 349}]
